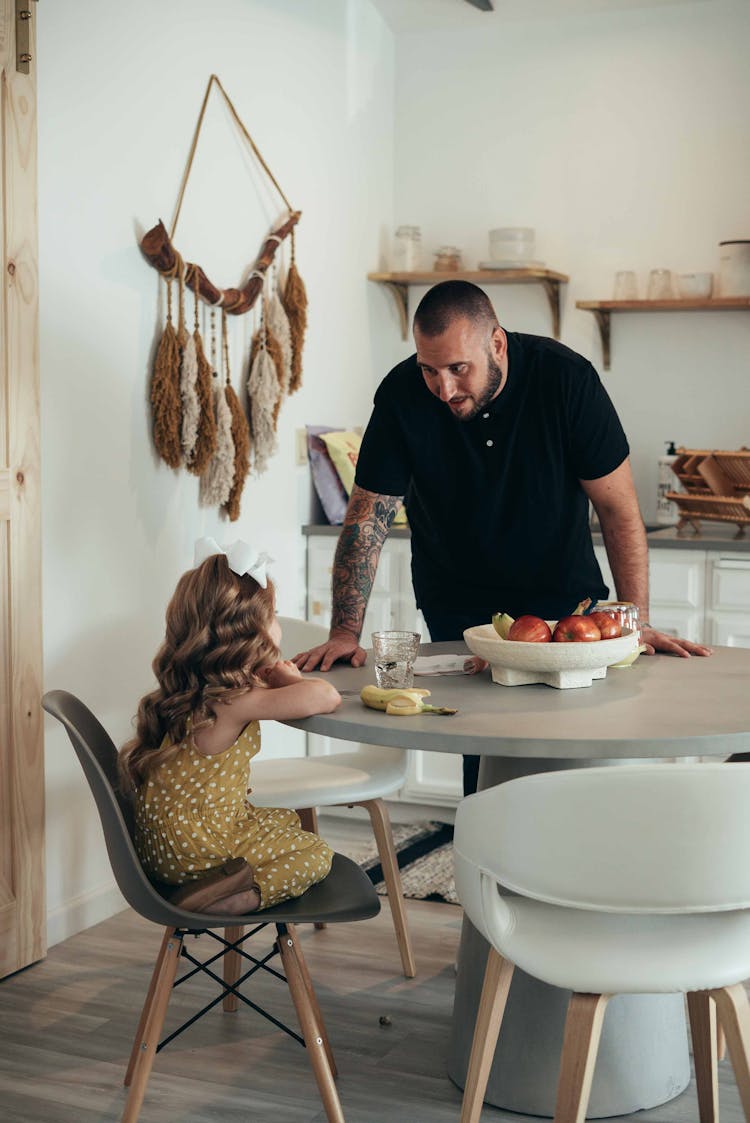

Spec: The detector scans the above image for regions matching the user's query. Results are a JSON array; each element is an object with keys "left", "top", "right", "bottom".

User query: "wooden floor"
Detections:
[{"left": 0, "top": 816, "right": 747, "bottom": 1122}]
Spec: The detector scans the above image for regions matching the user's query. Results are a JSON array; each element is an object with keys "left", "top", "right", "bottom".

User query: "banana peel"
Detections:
[{"left": 360, "top": 684, "right": 457, "bottom": 717}]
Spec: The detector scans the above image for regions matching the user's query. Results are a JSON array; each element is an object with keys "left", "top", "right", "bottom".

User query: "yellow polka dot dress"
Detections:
[{"left": 134, "top": 721, "right": 333, "bottom": 909}]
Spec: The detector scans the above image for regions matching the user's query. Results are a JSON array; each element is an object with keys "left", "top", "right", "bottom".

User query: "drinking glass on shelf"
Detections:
[
  {"left": 647, "top": 269, "right": 674, "bottom": 300},
  {"left": 613, "top": 271, "right": 638, "bottom": 300}
]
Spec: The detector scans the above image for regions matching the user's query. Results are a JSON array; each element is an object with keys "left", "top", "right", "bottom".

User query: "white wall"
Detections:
[
  {"left": 38, "top": 0, "right": 395, "bottom": 945},
  {"left": 390, "top": 0, "right": 750, "bottom": 521}
]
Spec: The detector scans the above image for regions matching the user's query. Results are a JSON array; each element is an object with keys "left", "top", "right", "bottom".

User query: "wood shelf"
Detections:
[
  {"left": 368, "top": 268, "right": 569, "bottom": 341},
  {"left": 576, "top": 297, "right": 750, "bottom": 370}
]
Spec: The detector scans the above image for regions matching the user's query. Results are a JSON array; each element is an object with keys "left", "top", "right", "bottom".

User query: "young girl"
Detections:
[{"left": 119, "top": 538, "right": 340, "bottom": 915}]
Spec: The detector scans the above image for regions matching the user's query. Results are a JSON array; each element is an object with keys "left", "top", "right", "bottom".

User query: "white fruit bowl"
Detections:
[{"left": 463, "top": 623, "right": 640, "bottom": 689}]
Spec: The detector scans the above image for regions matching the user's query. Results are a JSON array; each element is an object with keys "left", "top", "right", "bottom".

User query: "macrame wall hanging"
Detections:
[{"left": 141, "top": 74, "right": 308, "bottom": 521}]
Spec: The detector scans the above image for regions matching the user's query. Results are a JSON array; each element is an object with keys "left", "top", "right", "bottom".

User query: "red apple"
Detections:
[
  {"left": 508, "top": 615, "right": 553, "bottom": 643},
  {"left": 552, "top": 615, "right": 602, "bottom": 642},
  {"left": 588, "top": 611, "right": 622, "bottom": 639}
]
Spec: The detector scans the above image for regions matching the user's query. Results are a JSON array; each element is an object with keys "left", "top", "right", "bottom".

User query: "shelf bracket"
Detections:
[
  {"left": 591, "top": 309, "right": 611, "bottom": 370},
  {"left": 378, "top": 281, "right": 410, "bottom": 341},
  {"left": 540, "top": 278, "right": 562, "bottom": 340}
]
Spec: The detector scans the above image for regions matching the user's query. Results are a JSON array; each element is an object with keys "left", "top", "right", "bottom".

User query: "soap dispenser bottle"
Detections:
[{"left": 656, "top": 440, "right": 680, "bottom": 525}]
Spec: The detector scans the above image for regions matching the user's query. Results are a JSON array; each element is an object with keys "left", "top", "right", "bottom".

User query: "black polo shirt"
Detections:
[{"left": 354, "top": 332, "right": 629, "bottom": 621}]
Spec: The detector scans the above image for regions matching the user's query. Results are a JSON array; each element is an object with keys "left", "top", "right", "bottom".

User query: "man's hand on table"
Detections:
[
  {"left": 641, "top": 626, "right": 713, "bottom": 658},
  {"left": 291, "top": 630, "right": 367, "bottom": 672}
]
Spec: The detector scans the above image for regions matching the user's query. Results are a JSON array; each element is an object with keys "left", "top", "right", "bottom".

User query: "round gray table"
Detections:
[{"left": 285, "top": 642, "right": 750, "bottom": 1118}]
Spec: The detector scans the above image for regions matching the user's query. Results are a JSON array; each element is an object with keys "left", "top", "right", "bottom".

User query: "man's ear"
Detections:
[{"left": 491, "top": 326, "right": 508, "bottom": 364}]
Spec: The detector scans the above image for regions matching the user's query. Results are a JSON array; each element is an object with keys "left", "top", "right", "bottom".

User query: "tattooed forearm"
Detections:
[{"left": 330, "top": 486, "right": 404, "bottom": 639}]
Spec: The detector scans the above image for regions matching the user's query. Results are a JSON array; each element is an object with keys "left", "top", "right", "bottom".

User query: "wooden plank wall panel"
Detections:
[
  {"left": 0, "top": 467, "right": 9, "bottom": 518},
  {"left": 0, "top": 0, "right": 45, "bottom": 977}
]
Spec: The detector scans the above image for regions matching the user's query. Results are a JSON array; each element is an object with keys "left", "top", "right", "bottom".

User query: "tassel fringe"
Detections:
[
  {"left": 222, "top": 384, "right": 251, "bottom": 521},
  {"left": 247, "top": 342, "right": 279, "bottom": 475},
  {"left": 188, "top": 329, "right": 218, "bottom": 474},
  {"left": 151, "top": 315, "right": 182, "bottom": 468},
  {"left": 281, "top": 260, "right": 307, "bottom": 394},
  {"left": 249, "top": 326, "right": 285, "bottom": 430},
  {"left": 199, "top": 374, "right": 235, "bottom": 506}
]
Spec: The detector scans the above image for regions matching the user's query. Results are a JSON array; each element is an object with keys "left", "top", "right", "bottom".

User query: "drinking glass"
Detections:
[
  {"left": 371, "top": 631, "right": 421, "bottom": 689},
  {"left": 596, "top": 601, "right": 640, "bottom": 638},
  {"left": 647, "top": 269, "right": 674, "bottom": 300},
  {"left": 613, "top": 271, "right": 638, "bottom": 300}
]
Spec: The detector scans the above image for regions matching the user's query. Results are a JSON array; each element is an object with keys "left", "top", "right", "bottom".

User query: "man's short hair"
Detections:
[{"left": 413, "top": 280, "right": 498, "bottom": 337}]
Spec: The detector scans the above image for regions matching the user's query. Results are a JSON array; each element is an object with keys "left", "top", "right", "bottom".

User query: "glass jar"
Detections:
[
  {"left": 392, "top": 226, "right": 422, "bottom": 272},
  {"left": 434, "top": 246, "right": 463, "bottom": 272}
]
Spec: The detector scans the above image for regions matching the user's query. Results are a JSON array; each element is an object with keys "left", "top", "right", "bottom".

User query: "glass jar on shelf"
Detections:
[
  {"left": 392, "top": 226, "right": 422, "bottom": 272},
  {"left": 434, "top": 245, "right": 463, "bottom": 272}
]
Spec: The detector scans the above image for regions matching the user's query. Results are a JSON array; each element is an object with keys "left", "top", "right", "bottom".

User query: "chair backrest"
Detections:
[
  {"left": 278, "top": 616, "right": 329, "bottom": 660},
  {"left": 454, "top": 763, "right": 750, "bottom": 915},
  {"left": 42, "top": 690, "right": 181, "bottom": 926}
]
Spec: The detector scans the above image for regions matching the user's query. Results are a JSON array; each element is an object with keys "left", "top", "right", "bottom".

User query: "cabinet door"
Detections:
[
  {"left": 649, "top": 549, "right": 706, "bottom": 642},
  {"left": 707, "top": 556, "right": 750, "bottom": 649},
  {"left": 401, "top": 750, "right": 462, "bottom": 807},
  {"left": 709, "top": 615, "right": 750, "bottom": 648}
]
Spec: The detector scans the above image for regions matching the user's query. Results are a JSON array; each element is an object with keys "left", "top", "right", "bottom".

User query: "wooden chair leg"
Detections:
[
  {"left": 553, "top": 993, "right": 609, "bottom": 1123},
  {"left": 460, "top": 948, "right": 515, "bottom": 1123},
  {"left": 712, "top": 983, "right": 750, "bottom": 1120},
  {"left": 297, "top": 807, "right": 326, "bottom": 931},
  {"left": 278, "top": 929, "right": 344, "bottom": 1123},
  {"left": 122, "top": 930, "right": 183, "bottom": 1123},
  {"left": 298, "top": 806, "right": 319, "bottom": 834},
  {"left": 718, "top": 1020, "right": 727, "bottom": 1062},
  {"left": 124, "top": 927, "right": 176, "bottom": 1087},
  {"left": 286, "top": 924, "right": 337, "bottom": 1077},
  {"left": 687, "top": 991, "right": 719, "bottom": 1123},
  {"left": 222, "top": 925, "right": 244, "bottom": 1013},
  {"left": 360, "top": 797, "right": 416, "bottom": 978}
]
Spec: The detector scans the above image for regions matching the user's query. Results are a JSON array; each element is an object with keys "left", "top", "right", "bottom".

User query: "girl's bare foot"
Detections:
[{"left": 204, "top": 887, "right": 260, "bottom": 915}]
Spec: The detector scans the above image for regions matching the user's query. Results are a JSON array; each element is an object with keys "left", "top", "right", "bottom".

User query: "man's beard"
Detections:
[{"left": 458, "top": 352, "right": 505, "bottom": 421}]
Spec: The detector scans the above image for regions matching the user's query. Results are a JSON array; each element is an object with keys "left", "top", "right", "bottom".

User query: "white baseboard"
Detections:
[{"left": 47, "top": 881, "right": 128, "bottom": 948}]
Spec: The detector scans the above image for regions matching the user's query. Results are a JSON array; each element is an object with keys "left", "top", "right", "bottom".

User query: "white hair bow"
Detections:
[{"left": 193, "top": 537, "right": 274, "bottom": 588}]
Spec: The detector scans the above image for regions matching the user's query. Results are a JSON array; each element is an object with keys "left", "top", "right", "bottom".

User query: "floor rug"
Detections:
[{"left": 343, "top": 821, "right": 458, "bottom": 905}]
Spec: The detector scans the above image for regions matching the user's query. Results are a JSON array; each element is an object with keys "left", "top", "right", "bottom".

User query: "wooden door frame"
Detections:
[{"left": 0, "top": 0, "right": 45, "bottom": 978}]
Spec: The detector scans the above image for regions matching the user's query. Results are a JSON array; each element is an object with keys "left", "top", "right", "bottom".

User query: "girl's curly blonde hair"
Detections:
[{"left": 119, "top": 554, "right": 278, "bottom": 793}]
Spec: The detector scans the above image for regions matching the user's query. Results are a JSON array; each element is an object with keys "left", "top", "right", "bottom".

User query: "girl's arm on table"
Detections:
[
  {"left": 230, "top": 662, "right": 341, "bottom": 721},
  {"left": 192, "top": 662, "right": 341, "bottom": 755}
]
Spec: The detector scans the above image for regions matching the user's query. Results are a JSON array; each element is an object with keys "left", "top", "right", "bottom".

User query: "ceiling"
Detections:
[{"left": 370, "top": 0, "right": 705, "bottom": 33}]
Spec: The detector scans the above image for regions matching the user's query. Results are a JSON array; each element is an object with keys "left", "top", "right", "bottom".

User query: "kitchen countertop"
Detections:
[{"left": 303, "top": 522, "right": 750, "bottom": 553}]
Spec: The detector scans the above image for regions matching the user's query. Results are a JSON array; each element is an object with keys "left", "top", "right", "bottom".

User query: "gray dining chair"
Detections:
[{"left": 42, "top": 689, "right": 380, "bottom": 1123}]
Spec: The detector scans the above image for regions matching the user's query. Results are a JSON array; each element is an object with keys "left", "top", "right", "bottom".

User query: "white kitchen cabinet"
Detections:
[
  {"left": 649, "top": 549, "right": 706, "bottom": 643},
  {"left": 595, "top": 542, "right": 750, "bottom": 648},
  {"left": 706, "top": 555, "right": 750, "bottom": 647},
  {"left": 305, "top": 532, "right": 462, "bottom": 807}
]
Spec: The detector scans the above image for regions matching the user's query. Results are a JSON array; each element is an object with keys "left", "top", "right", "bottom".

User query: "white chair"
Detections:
[
  {"left": 250, "top": 616, "right": 415, "bottom": 977},
  {"left": 454, "top": 763, "right": 750, "bottom": 1123}
]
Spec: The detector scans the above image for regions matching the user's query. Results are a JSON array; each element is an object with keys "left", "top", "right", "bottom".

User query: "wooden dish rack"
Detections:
[{"left": 667, "top": 448, "right": 750, "bottom": 537}]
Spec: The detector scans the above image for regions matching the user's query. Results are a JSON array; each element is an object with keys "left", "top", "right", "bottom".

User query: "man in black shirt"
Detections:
[{"left": 294, "top": 281, "right": 712, "bottom": 794}]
